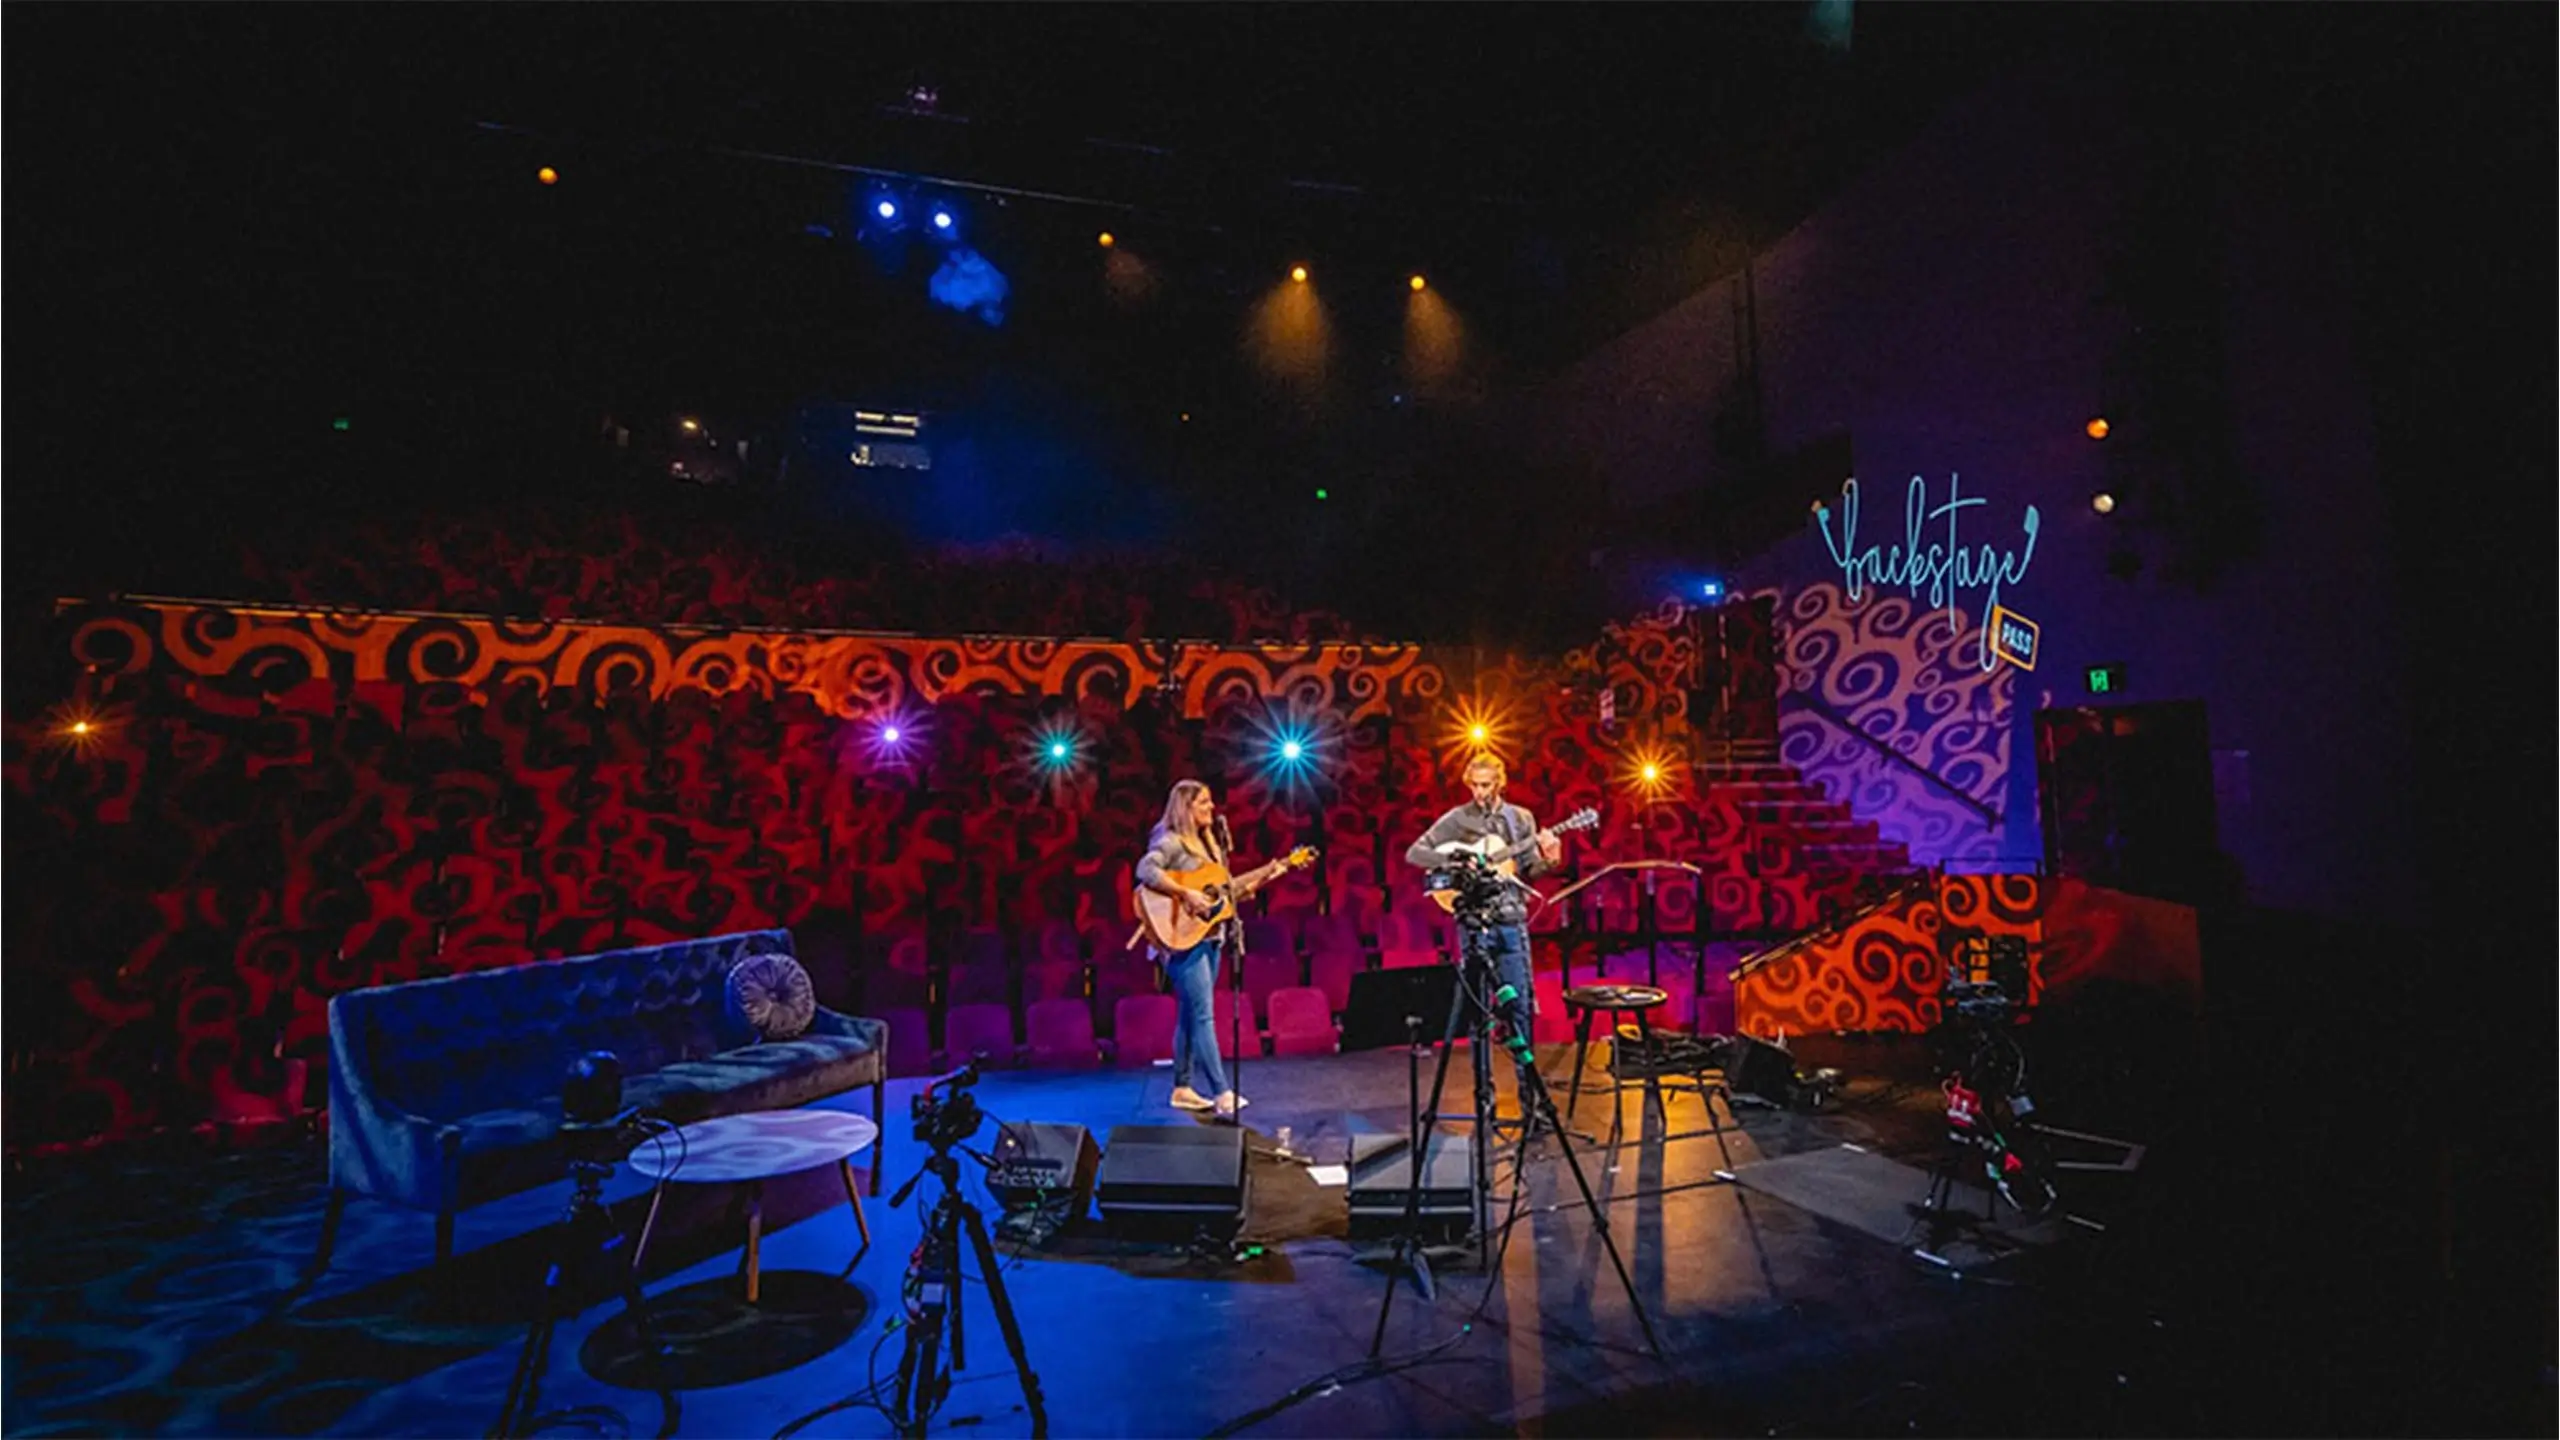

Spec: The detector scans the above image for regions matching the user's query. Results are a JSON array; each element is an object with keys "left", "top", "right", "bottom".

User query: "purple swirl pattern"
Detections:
[{"left": 1765, "top": 583, "right": 2014, "bottom": 866}]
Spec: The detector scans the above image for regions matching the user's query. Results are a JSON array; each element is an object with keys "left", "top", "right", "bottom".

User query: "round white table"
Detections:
[{"left": 627, "top": 1108, "right": 878, "bottom": 1302}]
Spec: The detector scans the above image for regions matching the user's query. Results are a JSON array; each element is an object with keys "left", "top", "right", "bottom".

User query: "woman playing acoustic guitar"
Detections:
[{"left": 1133, "top": 779, "right": 1308, "bottom": 1120}]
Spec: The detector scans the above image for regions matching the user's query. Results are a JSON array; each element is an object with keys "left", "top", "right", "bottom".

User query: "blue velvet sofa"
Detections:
[{"left": 318, "top": 929, "right": 886, "bottom": 1268}]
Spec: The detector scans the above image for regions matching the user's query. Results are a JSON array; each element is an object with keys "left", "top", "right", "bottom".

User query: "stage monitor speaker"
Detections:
[
  {"left": 1095, "top": 1124, "right": 1246, "bottom": 1236},
  {"left": 1346, "top": 1132, "right": 1479, "bottom": 1240},
  {"left": 989, "top": 1120, "right": 1100, "bottom": 1212},
  {"left": 1714, "top": 1034, "right": 1812, "bottom": 1108},
  {"left": 1341, "top": 965, "right": 1482, "bottom": 1051}
]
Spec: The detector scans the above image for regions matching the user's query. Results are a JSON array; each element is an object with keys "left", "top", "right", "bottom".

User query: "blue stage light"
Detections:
[
  {"left": 876, "top": 199, "right": 898, "bottom": 220},
  {"left": 1281, "top": 739, "right": 1303, "bottom": 762},
  {"left": 1700, "top": 580, "right": 1725, "bottom": 600},
  {"left": 932, "top": 209, "right": 955, "bottom": 232}
]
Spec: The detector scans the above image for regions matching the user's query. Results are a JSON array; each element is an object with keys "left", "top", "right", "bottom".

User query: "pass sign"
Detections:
[{"left": 1987, "top": 605, "right": 2039, "bottom": 671}]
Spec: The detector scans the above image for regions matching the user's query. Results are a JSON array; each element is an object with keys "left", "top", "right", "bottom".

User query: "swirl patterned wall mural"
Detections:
[
  {"left": 1733, "top": 872, "right": 2045, "bottom": 1038},
  {"left": 5, "top": 592, "right": 1951, "bottom": 1152},
  {"left": 60, "top": 601, "right": 1445, "bottom": 727},
  {"left": 1761, "top": 583, "right": 2015, "bottom": 867}
]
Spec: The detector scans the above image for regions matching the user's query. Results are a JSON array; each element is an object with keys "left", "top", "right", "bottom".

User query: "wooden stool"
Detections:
[{"left": 1561, "top": 983, "right": 1673, "bottom": 1129}]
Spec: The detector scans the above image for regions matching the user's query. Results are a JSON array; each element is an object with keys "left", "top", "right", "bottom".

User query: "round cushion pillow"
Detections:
[{"left": 725, "top": 952, "right": 817, "bottom": 1042}]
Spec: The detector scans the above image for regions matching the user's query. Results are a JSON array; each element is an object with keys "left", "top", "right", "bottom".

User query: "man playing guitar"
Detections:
[{"left": 1403, "top": 754, "right": 1565, "bottom": 1035}]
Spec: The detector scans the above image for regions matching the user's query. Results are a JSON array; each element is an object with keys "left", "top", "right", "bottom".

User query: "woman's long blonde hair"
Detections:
[{"left": 1157, "top": 778, "right": 1212, "bottom": 845}]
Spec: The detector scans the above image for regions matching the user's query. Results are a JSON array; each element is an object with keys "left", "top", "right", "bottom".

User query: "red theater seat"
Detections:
[
  {"left": 944, "top": 1003, "right": 1018, "bottom": 1070},
  {"left": 1024, "top": 999, "right": 1099, "bottom": 1070},
  {"left": 1113, "top": 995, "right": 1176, "bottom": 1068},
  {"left": 1212, "top": 986, "right": 1259, "bottom": 1052},
  {"left": 1266, "top": 987, "right": 1338, "bottom": 1056},
  {"left": 1306, "top": 946, "right": 1360, "bottom": 1012},
  {"left": 880, "top": 1006, "right": 934, "bottom": 1079}
]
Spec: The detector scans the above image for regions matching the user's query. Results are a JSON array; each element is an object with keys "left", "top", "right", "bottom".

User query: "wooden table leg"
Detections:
[
  {"left": 630, "top": 1181, "right": 669, "bottom": 1276},
  {"left": 839, "top": 1157, "right": 873, "bottom": 1257},
  {"left": 743, "top": 1180, "right": 764, "bottom": 1304}
]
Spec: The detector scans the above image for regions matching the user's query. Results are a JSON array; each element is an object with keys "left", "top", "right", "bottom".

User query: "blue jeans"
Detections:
[
  {"left": 1162, "top": 938, "right": 1230, "bottom": 1097},
  {"left": 1461, "top": 921, "right": 1537, "bottom": 1039}
]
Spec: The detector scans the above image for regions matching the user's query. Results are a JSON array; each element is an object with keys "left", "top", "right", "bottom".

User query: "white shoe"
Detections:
[{"left": 1213, "top": 1091, "right": 1249, "bottom": 1119}]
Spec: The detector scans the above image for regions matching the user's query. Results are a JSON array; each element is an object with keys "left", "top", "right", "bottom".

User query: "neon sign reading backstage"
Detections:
[{"left": 1814, "top": 475, "right": 2040, "bottom": 671}]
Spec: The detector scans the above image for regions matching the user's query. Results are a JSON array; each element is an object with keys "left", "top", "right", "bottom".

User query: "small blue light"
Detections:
[
  {"left": 1700, "top": 580, "right": 1724, "bottom": 600},
  {"left": 876, "top": 199, "right": 898, "bottom": 220},
  {"left": 1049, "top": 741, "right": 1068, "bottom": 760},
  {"left": 932, "top": 209, "right": 954, "bottom": 231},
  {"left": 1281, "top": 739, "right": 1303, "bottom": 761}
]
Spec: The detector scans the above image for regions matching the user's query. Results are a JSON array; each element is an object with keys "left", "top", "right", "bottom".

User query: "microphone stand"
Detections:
[{"left": 1215, "top": 816, "right": 1248, "bottom": 1119}]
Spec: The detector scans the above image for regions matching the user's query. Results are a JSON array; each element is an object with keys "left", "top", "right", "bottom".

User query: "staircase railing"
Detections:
[
  {"left": 1782, "top": 691, "right": 2002, "bottom": 826},
  {"left": 1725, "top": 868, "right": 1940, "bottom": 983}
]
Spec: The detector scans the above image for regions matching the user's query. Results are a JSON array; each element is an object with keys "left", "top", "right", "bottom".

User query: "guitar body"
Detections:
[
  {"left": 1131, "top": 846, "right": 1319, "bottom": 951},
  {"left": 1134, "top": 859, "right": 1238, "bottom": 951}
]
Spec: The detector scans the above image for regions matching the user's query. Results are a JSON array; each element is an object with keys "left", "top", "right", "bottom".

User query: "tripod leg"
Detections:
[
  {"left": 1367, "top": 972, "right": 1472, "bottom": 1358},
  {"left": 1471, "top": 1016, "right": 1497, "bottom": 1272},
  {"left": 962, "top": 1203, "right": 1051, "bottom": 1438},
  {"left": 892, "top": 1305, "right": 944, "bottom": 1439},
  {"left": 1517, "top": 1061, "right": 1665, "bottom": 1357}
]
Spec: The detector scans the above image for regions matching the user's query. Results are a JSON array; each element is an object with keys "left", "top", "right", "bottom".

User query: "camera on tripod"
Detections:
[
  {"left": 1425, "top": 854, "right": 1509, "bottom": 925},
  {"left": 910, "top": 1062, "right": 985, "bottom": 1152},
  {"left": 559, "top": 1049, "right": 646, "bottom": 1168}
]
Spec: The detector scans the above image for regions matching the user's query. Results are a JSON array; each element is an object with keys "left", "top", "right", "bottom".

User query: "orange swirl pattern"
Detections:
[
  {"left": 62, "top": 602, "right": 1446, "bottom": 724},
  {"left": 1734, "top": 872, "right": 2045, "bottom": 1038}
]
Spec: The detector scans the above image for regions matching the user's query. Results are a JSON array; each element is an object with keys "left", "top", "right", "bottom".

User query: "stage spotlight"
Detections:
[
  {"left": 536, "top": 166, "right": 559, "bottom": 186},
  {"left": 1623, "top": 745, "right": 1680, "bottom": 799},
  {"left": 69, "top": 721, "right": 90, "bottom": 737},
  {"left": 1282, "top": 739, "right": 1303, "bottom": 761},
  {"left": 1097, "top": 231, "right": 1116, "bottom": 248},
  {"left": 1290, "top": 264, "right": 1309, "bottom": 284},
  {"left": 876, "top": 199, "right": 899, "bottom": 220},
  {"left": 1699, "top": 579, "right": 1725, "bottom": 600},
  {"left": 932, "top": 208, "right": 955, "bottom": 232},
  {"left": 2086, "top": 417, "right": 2110, "bottom": 440},
  {"left": 882, "top": 724, "right": 902, "bottom": 745},
  {"left": 680, "top": 418, "right": 700, "bottom": 433},
  {"left": 1409, "top": 274, "right": 1427, "bottom": 292},
  {"left": 2091, "top": 492, "right": 2118, "bottom": 515},
  {"left": 1469, "top": 724, "right": 1489, "bottom": 744}
]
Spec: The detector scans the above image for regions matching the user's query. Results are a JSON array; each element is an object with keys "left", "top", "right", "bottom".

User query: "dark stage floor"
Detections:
[{"left": 0, "top": 1030, "right": 2523, "bottom": 1437}]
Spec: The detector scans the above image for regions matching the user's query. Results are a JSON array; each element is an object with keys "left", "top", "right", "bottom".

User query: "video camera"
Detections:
[
  {"left": 910, "top": 1061, "right": 986, "bottom": 1152},
  {"left": 559, "top": 1050, "right": 647, "bottom": 1167},
  {"left": 1424, "top": 852, "right": 1512, "bottom": 924}
]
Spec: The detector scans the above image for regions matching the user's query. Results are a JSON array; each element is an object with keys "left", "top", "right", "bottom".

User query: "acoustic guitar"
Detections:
[
  {"left": 1132, "top": 845, "right": 1320, "bottom": 951},
  {"left": 1427, "top": 807, "right": 1600, "bottom": 912}
]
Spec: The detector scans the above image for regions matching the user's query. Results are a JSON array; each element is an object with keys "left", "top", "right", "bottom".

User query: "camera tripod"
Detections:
[
  {"left": 1366, "top": 906, "right": 1662, "bottom": 1358},
  {"left": 887, "top": 1147, "right": 1049, "bottom": 1438},
  {"left": 1909, "top": 982, "right": 2063, "bottom": 1272},
  {"left": 489, "top": 1149, "right": 675, "bottom": 1440}
]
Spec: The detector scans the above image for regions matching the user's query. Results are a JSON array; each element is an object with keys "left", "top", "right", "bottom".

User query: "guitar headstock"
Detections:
[
  {"left": 1551, "top": 807, "right": 1601, "bottom": 836},
  {"left": 1282, "top": 845, "right": 1319, "bottom": 870}
]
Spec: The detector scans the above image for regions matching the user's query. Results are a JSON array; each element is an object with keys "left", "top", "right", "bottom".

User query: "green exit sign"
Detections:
[{"left": 2087, "top": 663, "right": 2124, "bottom": 695}]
